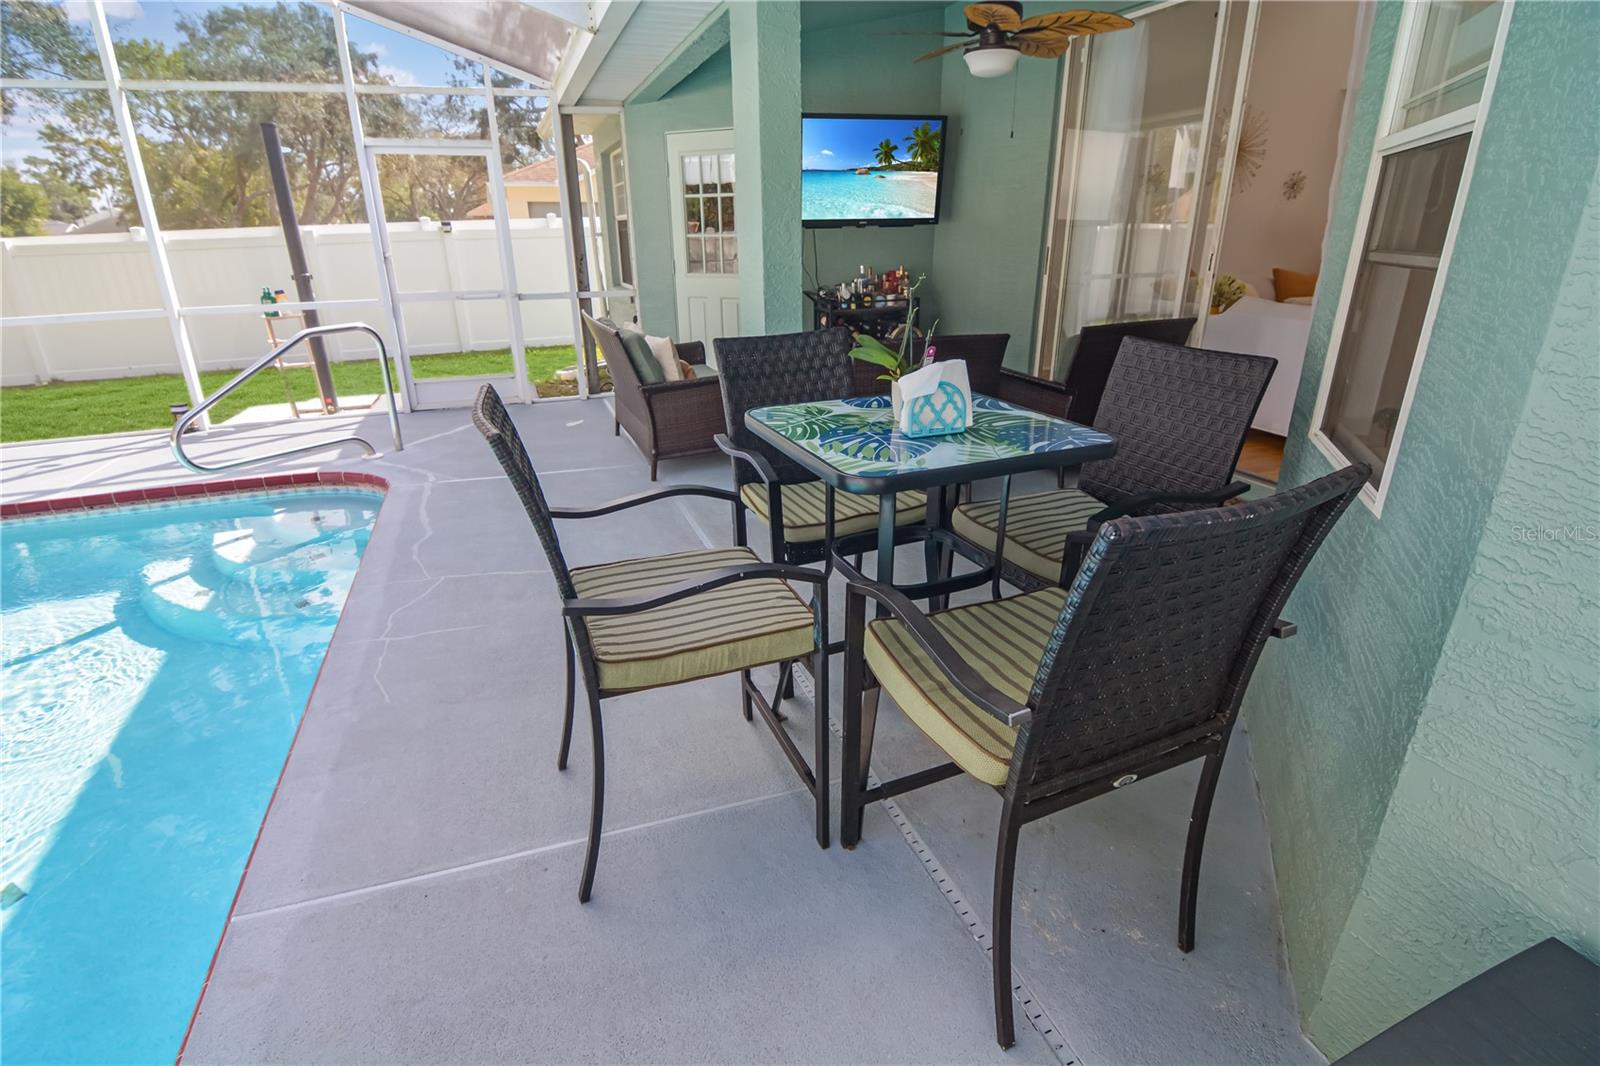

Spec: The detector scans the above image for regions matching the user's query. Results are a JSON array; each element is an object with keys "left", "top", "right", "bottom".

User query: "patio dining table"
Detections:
[{"left": 744, "top": 393, "right": 1117, "bottom": 601}]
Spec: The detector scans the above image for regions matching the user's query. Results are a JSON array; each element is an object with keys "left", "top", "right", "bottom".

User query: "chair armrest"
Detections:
[
  {"left": 641, "top": 374, "right": 721, "bottom": 399},
  {"left": 564, "top": 561, "right": 825, "bottom": 618},
  {"left": 1088, "top": 481, "right": 1251, "bottom": 525},
  {"left": 995, "top": 368, "right": 1073, "bottom": 418},
  {"left": 677, "top": 340, "right": 707, "bottom": 365},
  {"left": 835, "top": 554, "right": 1031, "bottom": 728},
  {"left": 714, "top": 433, "right": 779, "bottom": 485},
  {"left": 550, "top": 484, "right": 738, "bottom": 520}
]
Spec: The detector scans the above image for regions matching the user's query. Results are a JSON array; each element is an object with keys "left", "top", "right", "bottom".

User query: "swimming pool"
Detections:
[{"left": 1, "top": 489, "right": 381, "bottom": 1065}]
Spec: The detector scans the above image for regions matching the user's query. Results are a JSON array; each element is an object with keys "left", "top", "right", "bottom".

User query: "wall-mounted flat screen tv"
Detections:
[{"left": 801, "top": 113, "right": 947, "bottom": 228}]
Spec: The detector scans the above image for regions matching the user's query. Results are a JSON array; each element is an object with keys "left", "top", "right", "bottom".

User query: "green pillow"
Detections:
[{"left": 619, "top": 329, "right": 664, "bottom": 385}]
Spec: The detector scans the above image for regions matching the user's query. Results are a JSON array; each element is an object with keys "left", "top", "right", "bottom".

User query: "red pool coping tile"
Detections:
[{"left": 0, "top": 471, "right": 391, "bottom": 519}]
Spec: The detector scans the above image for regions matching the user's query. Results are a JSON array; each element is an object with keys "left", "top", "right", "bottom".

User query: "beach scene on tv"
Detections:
[{"left": 801, "top": 116, "right": 944, "bottom": 223}]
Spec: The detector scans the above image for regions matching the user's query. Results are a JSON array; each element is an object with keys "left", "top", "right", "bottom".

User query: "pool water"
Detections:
[{"left": 0, "top": 490, "right": 380, "bottom": 1065}]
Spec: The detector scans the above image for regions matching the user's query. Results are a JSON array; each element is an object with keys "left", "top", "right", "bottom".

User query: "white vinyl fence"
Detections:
[{"left": 0, "top": 218, "right": 589, "bottom": 387}]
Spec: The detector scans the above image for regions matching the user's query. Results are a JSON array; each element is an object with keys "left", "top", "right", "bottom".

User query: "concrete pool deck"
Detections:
[{"left": 1, "top": 400, "right": 1322, "bottom": 1065}]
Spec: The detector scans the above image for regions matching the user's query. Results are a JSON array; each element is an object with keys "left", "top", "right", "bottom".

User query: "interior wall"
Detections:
[
  {"left": 929, "top": 0, "right": 1062, "bottom": 368},
  {"left": 800, "top": 5, "right": 945, "bottom": 296},
  {"left": 1243, "top": 0, "right": 1600, "bottom": 1054},
  {"left": 1215, "top": 1, "right": 1358, "bottom": 298},
  {"left": 621, "top": 47, "right": 733, "bottom": 336}
]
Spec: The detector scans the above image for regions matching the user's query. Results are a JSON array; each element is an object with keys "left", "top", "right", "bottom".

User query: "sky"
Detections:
[{"left": 800, "top": 116, "right": 942, "bottom": 171}]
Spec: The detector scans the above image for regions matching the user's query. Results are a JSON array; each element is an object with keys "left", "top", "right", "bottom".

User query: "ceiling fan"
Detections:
[{"left": 910, "top": 3, "right": 1134, "bottom": 79}]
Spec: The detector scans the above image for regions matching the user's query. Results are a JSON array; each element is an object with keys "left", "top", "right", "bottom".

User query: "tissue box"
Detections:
[{"left": 892, "top": 360, "right": 972, "bottom": 437}]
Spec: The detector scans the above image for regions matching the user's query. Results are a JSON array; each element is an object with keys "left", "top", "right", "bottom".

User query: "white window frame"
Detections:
[{"left": 1307, "top": 0, "right": 1515, "bottom": 516}]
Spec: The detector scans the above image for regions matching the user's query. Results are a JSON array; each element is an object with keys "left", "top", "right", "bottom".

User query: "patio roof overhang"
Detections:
[{"left": 343, "top": 0, "right": 592, "bottom": 88}]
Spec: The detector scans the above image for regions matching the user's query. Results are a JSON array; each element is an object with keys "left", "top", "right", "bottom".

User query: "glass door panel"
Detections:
[{"left": 1035, "top": 1, "right": 1253, "bottom": 381}]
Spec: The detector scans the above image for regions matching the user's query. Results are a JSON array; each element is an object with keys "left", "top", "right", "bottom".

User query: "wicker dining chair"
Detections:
[
  {"left": 839, "top": 462, "right": 1368, "bottom": 1048},
  {"left": 714, "top": 327, "right": 928, "bottom": 568},
  {"left": 949, "top": 337, "right": 1276, "bottom": 591},
  {"left": 472, "top": 385, "right": 832, "bottom": 902}
]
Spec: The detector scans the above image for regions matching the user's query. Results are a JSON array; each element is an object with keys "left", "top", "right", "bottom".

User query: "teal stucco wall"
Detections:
[
  {"left": 1243, "top": 1, "right": 1600, "bottom": 1054},
  {"left": 621, "top": 46, "right": 733, "bottom": 335},
  {"left": 929, "top": 0, "right": 1062, "bottom": 368}
]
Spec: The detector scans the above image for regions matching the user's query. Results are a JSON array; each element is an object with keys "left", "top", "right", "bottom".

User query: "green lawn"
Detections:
[{"left": 0, "top": 345, "right": 598, "bottom": 443}]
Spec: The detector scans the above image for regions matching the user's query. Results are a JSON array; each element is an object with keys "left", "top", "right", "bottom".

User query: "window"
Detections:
[
  {"left": 1311, "top": 0, "right": 1509, "bottom": 513},
  {"left": 609, "top": 146, "right": 632, "bottom": 286},
  {"left": 682, "top": 151, "right": 735, "bottom": 274}
]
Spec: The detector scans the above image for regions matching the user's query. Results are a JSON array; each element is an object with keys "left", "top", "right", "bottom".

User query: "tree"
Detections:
[
  {"left": 1, "top": 166, "right": 48, "bottom": 236},
  {"left": 904, "top": 123, "right": 942, "bottom": 171},
  {"left": 873, "top": 139, "right": 898, "bottom": 167}
]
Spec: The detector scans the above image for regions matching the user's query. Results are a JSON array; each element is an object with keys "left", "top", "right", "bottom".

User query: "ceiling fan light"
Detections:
[{"left": 963, "top": 42, "right": 1020, "bottom": 78}]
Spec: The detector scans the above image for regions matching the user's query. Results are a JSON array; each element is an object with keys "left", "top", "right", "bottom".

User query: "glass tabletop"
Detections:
[{"left": 745, "top": 394, "right": 1116, "bottom": 494}]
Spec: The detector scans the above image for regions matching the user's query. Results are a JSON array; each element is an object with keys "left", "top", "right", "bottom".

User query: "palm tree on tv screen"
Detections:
[
  {"left": 904, "top": 123, "right": 942, "bottom": 171},
  {"left": 873, "top": 138, "right": 898, "bottom": 167}
]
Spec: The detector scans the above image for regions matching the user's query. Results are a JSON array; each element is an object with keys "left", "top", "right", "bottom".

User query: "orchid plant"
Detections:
[{"left": 847, "top": 274, "right": 938, "bottom": 382}]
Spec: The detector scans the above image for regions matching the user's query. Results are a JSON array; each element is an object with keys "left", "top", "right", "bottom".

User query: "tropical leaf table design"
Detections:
[
  {"left": 747, "top": 394, "right": 1116, "bottom": 493},
  {"left": 746, "top": 391, "right": 1118, "bottom": 596}
]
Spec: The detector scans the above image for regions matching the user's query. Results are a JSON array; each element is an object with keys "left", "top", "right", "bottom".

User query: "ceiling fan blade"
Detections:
[
  {"left": 964, "top": 2, "right": 1023, "bottom": 32},
  {"left": 914, "top": 40, "right": 971, "bottom": 63},
  {"left": 1013, "top": 10, "right": 1134, "bottom": 57},
  {"left": 871, "top": 30, "right": 978, "bottom": 38},
  {"left": 1014, "top": 10, "right": 1136, "bottom": 35}
]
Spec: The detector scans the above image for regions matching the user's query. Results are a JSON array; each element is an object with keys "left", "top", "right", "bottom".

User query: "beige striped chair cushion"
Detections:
[
  {"left": 950, "top": 489, "right": 1106, "bottom": 584},
  {"left": 572, "top": 547, "right": 815, "bottom": 693},
  {"left": 864, "top": 587, "right": 1066, "bottom": 786},
  {"left": 739, "top": 482, "right": 926, "bottom": 543}
]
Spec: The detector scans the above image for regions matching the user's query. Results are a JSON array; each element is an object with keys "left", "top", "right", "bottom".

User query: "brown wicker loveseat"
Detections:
[{"left": 581, "top": 313, "right": 724, "bottom": 480}]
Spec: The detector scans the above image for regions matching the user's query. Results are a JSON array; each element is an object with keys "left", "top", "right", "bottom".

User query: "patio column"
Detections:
[{"left": 729, "top": 0, "right": 804, "bottom": 334}]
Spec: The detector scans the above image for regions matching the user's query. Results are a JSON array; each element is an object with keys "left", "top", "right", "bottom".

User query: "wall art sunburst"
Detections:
[
  {"left": 1231, "top": 106, "right": 1269, "bottom": 193},
  {"left": 1283, "top": 169, "right": 1307, "bottom": 200}
]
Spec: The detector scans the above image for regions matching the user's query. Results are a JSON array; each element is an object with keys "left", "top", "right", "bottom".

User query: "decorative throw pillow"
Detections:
[
  {"left": 1273, "top": 268, "right": 1318, "bottom": 302},
  {"left": 619, "top": 329, "right": 664, "bottom": 385},
  {"left": 1283, "top": 295, "right": 1313, "bottom": 306},
  {"left": 646, "top": 334, "right": 682, "bottom": 382}
]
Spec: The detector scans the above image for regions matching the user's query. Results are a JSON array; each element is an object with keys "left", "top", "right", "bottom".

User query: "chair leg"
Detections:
[
  {"left": 578, "top": 691, "right": 606, "bottom": 903},
  {"left": 1179, "top": 751, "right": 1224, "bottom": 952},
  {"left": 1056, "top": 467, "right": 1066, "bottom": 490},
  {"left": 812, "top": 647, "right": 830, "bottom": 850},
  {"left": 740, "top": 668, "right": 754, "bottom": 722},
  {"left": 992, "top": 807, "right": 1023, "bottom": 1050},
  {"left": 780, "top": 659, "right": 796, "bottom": 701},
  {"left": 558, "top": 626, "right": 576, "bottom": 771},
  {"left": 613, "top": 417, "right": 619, "bottom": 436},
  {"left": 649, "top": 455, "right": 658, "bottom": 481}
]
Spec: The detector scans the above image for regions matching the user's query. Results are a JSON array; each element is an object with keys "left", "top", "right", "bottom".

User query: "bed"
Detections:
[{"left": 1200, "top": 295, "right": 1312, "bottom": 436}]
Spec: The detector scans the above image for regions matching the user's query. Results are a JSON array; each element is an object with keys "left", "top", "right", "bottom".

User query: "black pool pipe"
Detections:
[{"left": 261, "top": 121, "right": 337, "bottom": 413}]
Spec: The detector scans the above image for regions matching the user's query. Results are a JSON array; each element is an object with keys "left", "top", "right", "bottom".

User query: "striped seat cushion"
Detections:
[
  {"left": 739, "top": 481, "right": 926, "bottom": 543},
  {"left": 864, "top": 588, "right": 1066, "bottom": 786},
  {"left": 572, "top": 547, "right": 815, "bottom": 693},
  {"left": 951, "top": 489, "right": 1106, "bottom": 584}
]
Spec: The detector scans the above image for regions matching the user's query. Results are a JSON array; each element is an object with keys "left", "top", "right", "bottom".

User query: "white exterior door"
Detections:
[{"left": 667, "top": 130, "right": 740, "bottom": 356}]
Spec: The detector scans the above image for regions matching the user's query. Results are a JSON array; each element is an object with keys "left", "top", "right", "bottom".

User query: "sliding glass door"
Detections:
[{"left": 1033, "top": 0, "right": 1256, "bottom": 380}]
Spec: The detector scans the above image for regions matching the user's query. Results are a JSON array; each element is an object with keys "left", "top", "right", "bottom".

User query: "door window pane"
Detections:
[
  {"left": 1320, "top": 135, "right": 1468, "bottom": 487},
  {"left": 1396, "top": 1, "right": 1501, "bottom": 131}
]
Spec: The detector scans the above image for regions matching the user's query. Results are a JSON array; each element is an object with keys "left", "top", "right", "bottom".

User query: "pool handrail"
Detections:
[{"left": 171, "top": 323, "right": 404, "bottom": 474}]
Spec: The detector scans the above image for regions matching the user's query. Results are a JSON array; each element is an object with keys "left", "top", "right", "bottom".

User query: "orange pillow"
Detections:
[{"left": 1273, "top": 268, "right": 1318, "bottom": 302}]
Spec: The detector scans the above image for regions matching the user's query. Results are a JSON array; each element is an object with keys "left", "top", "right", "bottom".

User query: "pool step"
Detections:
[{"left": 139, "top": 529, "right": 362, "bottom": 646}]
